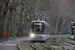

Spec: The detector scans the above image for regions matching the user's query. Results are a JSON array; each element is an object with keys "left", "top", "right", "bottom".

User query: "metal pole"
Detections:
[{"left": 40, "top": 16, "right": 42, "bottom": 20}]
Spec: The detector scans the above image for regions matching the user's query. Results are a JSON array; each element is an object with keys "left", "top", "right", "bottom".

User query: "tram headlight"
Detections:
[
  {"left": 42, "top": 35, "right": 44, "bottom": 37},
  {"left": 30, "top": 33, "right": 35, "bottom": 37}
]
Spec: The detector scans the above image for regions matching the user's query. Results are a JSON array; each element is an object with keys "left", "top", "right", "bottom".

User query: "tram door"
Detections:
[{"left": 71, "top": 22, "right": 75, "bottom": 40}]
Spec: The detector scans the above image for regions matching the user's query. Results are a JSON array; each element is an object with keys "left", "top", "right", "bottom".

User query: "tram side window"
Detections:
[
  {"left": 47, "top": 26, "right": 49, "bottom": 34},
  {"left": 45, "top": 26, "right": 47, "bottom": 34},
  {"left": 44, "top": 25, "right": 46, "bottom": 34},
  {"left": 46, "top": 26, "right": 48, "bottom": 34}
]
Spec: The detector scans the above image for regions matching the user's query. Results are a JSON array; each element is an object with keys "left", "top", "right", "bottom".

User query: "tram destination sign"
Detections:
[{"left": 34, "top": 23, "right": 42, "bottom": 25}]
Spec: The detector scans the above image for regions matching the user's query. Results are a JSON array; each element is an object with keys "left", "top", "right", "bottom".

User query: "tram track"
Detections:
[
  {"left": 30, "top": 36, "right": 74, "bottom": 50},
  {"left": 60, "top": 38, "right": 75, "bottom": 47},
  {"left": 52, "top": 38, "right": 59, "bottom": 46},
  {"left": 30, "top": 42, "right": 38, "bottom": 50},
  {"left": 30, "top": 42, "right": 55, "bottom": 50},
  {"left": 19, "top": 35, "right": 74, "bottom": 50},
  {"left": 52, "top": 37, "right": 74, "bottom": 50},
  {"left": 60, "top": 38, "right": 74, "bottom": 50},
  {"left": 41, "top": 42, "right": 54, "bottom": 50},
  {"left": 52, "top": 38, "right": 65, "bottom": 49}
]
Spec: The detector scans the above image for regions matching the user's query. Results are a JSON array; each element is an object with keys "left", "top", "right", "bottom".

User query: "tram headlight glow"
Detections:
[
  {"left": 30, "top": 33, "right": 35, "bottom": 37},
  {"left": 42, "top": 35, "right": 44, "bottom": 37}
]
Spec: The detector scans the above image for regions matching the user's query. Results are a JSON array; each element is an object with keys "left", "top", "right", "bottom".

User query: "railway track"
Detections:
[
  {"left": 30, "top": 42, "right": 38, "bottom": 50},
  {"left": 61, "top": 38, "right": 75, "bottom": 46},
  {"left": 30, "top": 36, "right": 74, "bottom": 50},
  {"left": 52, "top": 38, "right": 65, "bottom": 49},
  {"left": 52, "top": 38, "right": 59, "bottom": 46},
  {"left": 52, "top": 37, "right": 75, "bottom": 50},
  {"left": 41, "top": 42, "right": 54, "bottom": 50},
  {"left": 60, "top": 38, "right": 74, "bottom": 49},
  {"left": 30, "top": 42, "right": 54, "bottom": 50},
  {"left": 60, "top": 37, "right": 75, "bottom": 50}
]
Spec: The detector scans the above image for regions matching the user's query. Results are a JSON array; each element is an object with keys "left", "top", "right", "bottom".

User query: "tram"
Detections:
[
  {"left": 71, "top": 22, "right": 75, "bottom": 40},
  {"left": 30, "top": 20, "right": 50, "bottom": 42},
  {"left": 71, "top": 22, "right": 75, "bottom": 35}
]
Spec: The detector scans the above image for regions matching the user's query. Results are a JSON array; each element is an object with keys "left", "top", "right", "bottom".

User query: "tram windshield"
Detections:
[
  {"left": 34, "top": 26, "right": 44, "bottom": 33},
  {"left": 31, "top": 22, "right": 44, "bottom": 34}
]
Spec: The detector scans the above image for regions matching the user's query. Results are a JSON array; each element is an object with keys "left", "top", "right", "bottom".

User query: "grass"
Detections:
[
  {"left": 55, "top": 35, "right": 71, "bottom": 46},
  {"left": 19, "top": 41, "right": 47, "bottom": 50},
  {"left": 19, "top": 35, "right": 73, "bottom": 50},
  {"left": 34, "top": 42, "right": 47, "bottom": 50},
  {"left": 19, "top": 41, "right": 33, "bottom": 50},
  {"left": 64, "top": 37, "right": 72, "bottom": 42}
]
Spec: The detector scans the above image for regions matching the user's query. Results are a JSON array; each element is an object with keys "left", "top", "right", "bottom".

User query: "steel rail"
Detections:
[
  {"left": 41, "top": 42, "right": 54, "bottom": 50},
  {"left": 30, "top": 42, "right": 38, "bottom": 50},
  {"left": 52, "top": 38, "right": 65, "bottom": 49},
  {"left": 60, "top": 38, "right": 74, "bottom": 50}
]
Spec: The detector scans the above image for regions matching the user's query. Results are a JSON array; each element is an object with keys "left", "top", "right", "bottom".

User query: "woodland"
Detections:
[{"left": 0, "top": 0, "right": 75, "bottom": 39}]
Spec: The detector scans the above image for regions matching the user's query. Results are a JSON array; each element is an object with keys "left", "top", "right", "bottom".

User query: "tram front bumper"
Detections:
[{"left": 31, "top": 37, "right": 46, "bottom": 41}]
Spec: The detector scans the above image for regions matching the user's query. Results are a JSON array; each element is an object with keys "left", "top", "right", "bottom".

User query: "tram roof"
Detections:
[{"left": 32, "top": 20, "right": 49, "bottom": 26}]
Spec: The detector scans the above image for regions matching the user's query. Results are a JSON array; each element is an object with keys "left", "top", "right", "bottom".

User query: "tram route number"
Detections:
[{"left": 34, "top": 23, "right": 42, "bottom": 25}]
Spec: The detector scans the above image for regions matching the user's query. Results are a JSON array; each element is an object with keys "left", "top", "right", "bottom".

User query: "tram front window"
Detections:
[{"left": 33, "top": 26, "right": 44, "bottom": 34}]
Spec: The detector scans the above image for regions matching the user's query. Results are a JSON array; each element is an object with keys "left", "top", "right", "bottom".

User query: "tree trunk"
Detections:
[
  {"left": 0, "top": 0, "right": 9, "bottom": 38},
  {"left": 61, "top": 19, "right": 65, "bottom": 34},
  {"left": 49, "top": 16, "right": 54, "bottom": 35},
  {"left": 17, "top": 15, "right": 23, "bottom": 37},
  {"left": 6, "top": 8, "right": 13, "bottom": 39},
  {"left": 0, "top": 12, "right": 7, "bottom": 38},
  {"left": 12, "top": 10, "right": 16, "bottom": 39},
  {"left": 55, "top": 18, "right": 59, "bottom": 35},
  {"left": 22, "top": 14, "right": 27, "bottom": 36}
]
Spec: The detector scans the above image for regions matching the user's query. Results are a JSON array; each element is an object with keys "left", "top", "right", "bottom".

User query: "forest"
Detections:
[{"left": 0, "top": 0, "right": 75, "bottom": 39}]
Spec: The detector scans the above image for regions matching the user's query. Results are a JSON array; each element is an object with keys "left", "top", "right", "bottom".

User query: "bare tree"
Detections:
[{"left": 0, "top": 0, "right": 9, "bottom": 38}]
